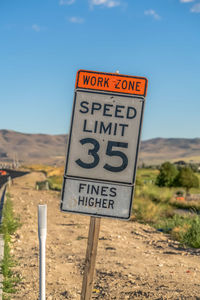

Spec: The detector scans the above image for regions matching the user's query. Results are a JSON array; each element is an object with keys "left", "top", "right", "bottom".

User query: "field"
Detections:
[
  {"left": 134, "top": 168, "right": 200, "bottom": 248},
  {"left": 24, "top": 164, "right": 200, "bottom": 248}
]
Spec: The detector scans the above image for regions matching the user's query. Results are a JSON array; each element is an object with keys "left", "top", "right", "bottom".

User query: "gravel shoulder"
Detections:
[{"left": 7, "top": 172, "right": 200, "bottom": 299}]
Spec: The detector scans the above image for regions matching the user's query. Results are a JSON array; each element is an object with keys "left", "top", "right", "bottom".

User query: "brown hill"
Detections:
[
  {"left": 0, "top": 130, "right": 199, "bottom": 166},
  {"left": 139, "top": 138, "right": 200, "bottom": 165},
  {"left": 0, "top": 129, "right": 67, "bottom": 166}
]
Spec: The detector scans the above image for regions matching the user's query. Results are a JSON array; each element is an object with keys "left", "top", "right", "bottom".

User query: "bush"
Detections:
[
  {"left": 174, "top": 167, "right": 199, "bottom": 194},
  {"left": 156, "top": 162, "right": 178, "bottom": 187},
  {"left": 156, "top": 214, "right": 200, "bottom": 248},
  {"left": 181, "top": 216, "right": 200, "bottom": 248},
  {"left": 47, "top": 176, "right": 62, "bottom": 191},
  {"left": 0, "top": 194, "right": 21, "bottom": 296},
  {"left": 156, "top": 214, "right": 187, "bottom": 234},
  {"left": 133, "top": 194, "right": 173, "bottom": 224}
]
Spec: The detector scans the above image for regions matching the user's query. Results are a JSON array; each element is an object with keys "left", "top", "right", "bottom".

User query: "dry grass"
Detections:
[{"left": 24, "top": 164, "right": 64, "bottom": 177}]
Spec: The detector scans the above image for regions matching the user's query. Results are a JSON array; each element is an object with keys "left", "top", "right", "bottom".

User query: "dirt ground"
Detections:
[{"left": 7, "top": 172, "right": 200, "bottom": 299}]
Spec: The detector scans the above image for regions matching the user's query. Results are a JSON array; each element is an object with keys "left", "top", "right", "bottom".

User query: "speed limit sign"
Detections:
[{"left": 61, "top": 70, "right": 148, "bottom": 219}]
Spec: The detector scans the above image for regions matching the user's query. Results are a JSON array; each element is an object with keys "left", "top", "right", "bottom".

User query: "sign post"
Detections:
[
  {"left": 61, "top": 69, "right": 148, "bottom": 299},
  {"left": 81, "top": 217, "right": 101, "bottom": 300}
]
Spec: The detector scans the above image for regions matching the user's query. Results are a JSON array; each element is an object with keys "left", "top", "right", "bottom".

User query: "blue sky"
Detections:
[{"left": 0, "top": 0, "right": 200, "bottom": 140}]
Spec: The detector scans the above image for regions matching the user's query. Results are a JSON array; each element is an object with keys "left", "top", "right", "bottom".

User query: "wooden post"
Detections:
[{"left": 81, "top": 217, "right": 101, "bottom": 300}]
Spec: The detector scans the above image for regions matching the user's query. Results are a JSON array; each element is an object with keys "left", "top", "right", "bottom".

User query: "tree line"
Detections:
[{"left": 156, "top": 162, "right": 199, "bottom": 194}]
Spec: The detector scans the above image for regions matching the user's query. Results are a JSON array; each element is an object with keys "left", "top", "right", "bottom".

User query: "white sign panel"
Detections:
[
  {"left": 62, "top": 178, "right": 133, "bottom": 219},
  {"left": 66, "top": 90, "right": 144, "bottom": 185},
  {"left": 61, "top": 70, "right": 147, "bottom": 219}
]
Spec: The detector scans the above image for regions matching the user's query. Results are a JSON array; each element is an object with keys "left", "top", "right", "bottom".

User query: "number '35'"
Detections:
[{"left": 75, "top": 138, "right": 128, "bottom": 172}]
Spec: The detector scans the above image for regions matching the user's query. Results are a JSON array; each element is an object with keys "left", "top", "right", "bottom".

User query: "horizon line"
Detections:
[{"left": 0, "top": 129, "right": 199, "bottom": 141}]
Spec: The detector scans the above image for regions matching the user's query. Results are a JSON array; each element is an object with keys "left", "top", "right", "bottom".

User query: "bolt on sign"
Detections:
[{"left": 61, "top": 70, "right": 148, "bottom": 219}]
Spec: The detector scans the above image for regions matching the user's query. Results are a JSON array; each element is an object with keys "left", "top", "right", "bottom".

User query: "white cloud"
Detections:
[
  {"left": 32, "top": 24, "right": 41, "bottom": 32},
  {"left": 144, "top": 9, "right": 161, "bottom": 20},
  {"left": 69, "top": 17, "right": 85, "bottom": 23},
  {"left": 180, "top": 0, "right": 194, "bottom": 2},
  {"left": 59, "top": 0, "right": 75, "bottom": 5},
  {"left": 191, "top": 3, "right": 200, "bottom": 12},
  {"left": 90, "top": 0, "right": 121, "bottom": 8}
]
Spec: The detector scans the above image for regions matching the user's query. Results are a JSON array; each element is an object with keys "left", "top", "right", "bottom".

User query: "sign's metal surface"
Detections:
[
  {"left": 66, "top": 90, "right": 144, "bottom": 185},
  {"left": 76, "top": 70, "right": 148, "bottom": 97},
  {"left": 61, "top": 178, "right": 133, "bottom": 219},
  {"left": 61, "top": 70, "right": 148, "bottom": 220}
]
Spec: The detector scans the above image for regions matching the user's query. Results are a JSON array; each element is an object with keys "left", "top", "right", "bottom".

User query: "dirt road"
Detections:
[{"left": 7, "top": 173, "right": 200, "bottom": 299}]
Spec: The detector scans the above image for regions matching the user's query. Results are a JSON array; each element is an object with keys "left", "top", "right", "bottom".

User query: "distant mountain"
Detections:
[
  {"left": 0, "top": 130, "right": 199, "bottom": 166},
  {"left": 139, "top": 137, "right": 200, "bottom": 165},
  {"left": 0, "top": 130, "right": 67, "bottom": 166}
]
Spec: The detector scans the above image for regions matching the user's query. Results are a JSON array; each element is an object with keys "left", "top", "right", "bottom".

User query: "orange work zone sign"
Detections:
[{"left": 76, "top": 70, "right": 148, "bottom": 97}]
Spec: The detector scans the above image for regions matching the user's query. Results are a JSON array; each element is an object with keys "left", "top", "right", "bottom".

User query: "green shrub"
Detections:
[
  {"left": 156, "top": 214, "right": 186, "bottom": 233},
  {"left": 181, "top": 216, "right": 200, "bottom": 248},
  {"left": 0, "top": 194, "right": 21, "bottom": 297},
  {"left": 156, "top": 214, "right": 200, "bottom": 248},
  {"left": 47, "top": 176, "right": 62, "bottom": 191},
  {"left": 156, "top": 162, "right": 178, "bottom": 187},
  {"left": 174, "top": 167, "right": 199, "bottom": 194},
  {"left": 133, "top": 195, "right": 173, "bottom": 224}
]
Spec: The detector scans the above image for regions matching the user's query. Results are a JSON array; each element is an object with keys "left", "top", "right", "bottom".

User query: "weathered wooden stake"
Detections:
[{"left": 81, "top": 216, "right": 101, "bottom": 300}]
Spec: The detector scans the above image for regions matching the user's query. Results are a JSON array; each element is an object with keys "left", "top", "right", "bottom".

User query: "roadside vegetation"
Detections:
[
  {"left": 134, "top": 163, "right": 200, "bottom": 248},
  {"left": 0, "top": 193, "right": 21, "bottom": 299},
  {"left": 25, "top": 162, "right": 200, "bottom": 248},
  {"left": 156, "top": 162, "right": 199, "bottom": 193}
]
